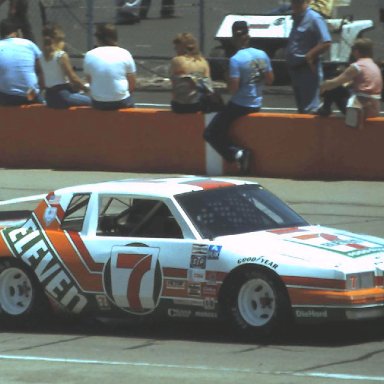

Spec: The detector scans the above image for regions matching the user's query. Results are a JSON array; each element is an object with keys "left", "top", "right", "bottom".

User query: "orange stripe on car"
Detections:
[
  {"left": 68, "top": 231, "right": 104, "bottom": 272},
  {"left": 282, "top": 275, "right": 346, "bottom": 290},
  {"left": 288, "top": 287, "right": 384, "bottom": 306},
  {"left": 44, "top": 231, "right": 103, "bottom": 292}
]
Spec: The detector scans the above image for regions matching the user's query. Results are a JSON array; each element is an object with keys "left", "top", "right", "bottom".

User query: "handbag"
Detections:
[
  {"left": 345, "top": 95, "right": 364, "bottom": 129},
  {"left": 201, "top": 90, "right": 225, "bottom": 113},
  {"left": 197, "top": 77, "right": 225, "bottom": 113}
]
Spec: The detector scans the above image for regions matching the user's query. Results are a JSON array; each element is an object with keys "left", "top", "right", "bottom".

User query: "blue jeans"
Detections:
[
  {"left": 203, "top": 101, "right": 259, "bottom": 162},
  {"left": 46, "top": 84, "right": 91, "bottom": 109},
  {"left": 289, "top": 65, "right": 323, "bottom": 114},
  {"left": 0, "top": 91, "right": 45, "bottom": 106},
  {"left": 92, "top": 96, "right": 134, "bottom": 111}
]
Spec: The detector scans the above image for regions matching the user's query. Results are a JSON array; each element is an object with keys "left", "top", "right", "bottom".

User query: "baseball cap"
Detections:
[{"left": 232, "top": 21, "right": 249, "bottom": 36}]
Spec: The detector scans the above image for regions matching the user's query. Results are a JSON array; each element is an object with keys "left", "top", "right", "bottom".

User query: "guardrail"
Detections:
[{"left": 0, "top": 105, "right": 383, "bottom": 180}]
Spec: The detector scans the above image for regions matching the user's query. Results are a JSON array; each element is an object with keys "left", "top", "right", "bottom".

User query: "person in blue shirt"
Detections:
[
  {"left": 0, "top": 18, "right": 45, "bottom": 106},
  {"left": 286, "top": 0, "right": 331, "bottom": 114},
  {"left": 203, "top": 21, "right": 274, "bottom": 175}
]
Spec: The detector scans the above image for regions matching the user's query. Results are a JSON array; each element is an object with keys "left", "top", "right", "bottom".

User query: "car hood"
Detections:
[{"left": 215, "top": 225, "right": 384, "bottom": 269}]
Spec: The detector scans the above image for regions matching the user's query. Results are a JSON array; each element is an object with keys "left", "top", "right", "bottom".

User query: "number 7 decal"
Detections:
[{"left": 104, "top": 246, "right": 163, "bottom": 314}]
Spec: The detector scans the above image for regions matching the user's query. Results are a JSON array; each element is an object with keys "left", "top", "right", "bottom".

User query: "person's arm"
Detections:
[
  {"left": 35, "top": 58, "right": 45, "bottom": 91},
  {"left": 127, "top": 73, "right": 136, "bottom": 94},
  {"left": 320, "top": 64, "right": 358, "bottom": 93},
  {"left": 228, "top": 77, "right": 239, "bottom": 95},
  {"left": 264, "top": 70, "right": 274, "bottom": 86},
  {"left": 59, "top": 52, "right": 89, "bottom": 92},
  {"left": 306, "top": 41, "right": 332, "bottom": 70}
]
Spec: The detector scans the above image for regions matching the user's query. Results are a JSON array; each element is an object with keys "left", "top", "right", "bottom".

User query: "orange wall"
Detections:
[{"left": 0, "top": 105, "right": 383, "bottom": 180}]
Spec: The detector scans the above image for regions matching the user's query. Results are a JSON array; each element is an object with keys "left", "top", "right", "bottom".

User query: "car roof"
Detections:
[{"left": 53, "top": 176, "right": 258, "bottom": 199}]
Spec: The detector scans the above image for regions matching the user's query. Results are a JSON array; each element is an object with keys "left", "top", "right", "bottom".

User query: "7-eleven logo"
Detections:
[{"left": 106, "top": 247, "right": 162, "bottom": 314}]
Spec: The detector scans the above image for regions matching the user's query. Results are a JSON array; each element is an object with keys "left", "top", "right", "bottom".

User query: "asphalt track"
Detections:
[{"left": 1, "top": 169, "right": 384, "bottom": 384}]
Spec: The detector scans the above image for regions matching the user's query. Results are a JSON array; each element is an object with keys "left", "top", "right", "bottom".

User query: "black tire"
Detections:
[
  {"left": 224, "top": 269, "right": 291, "bottom": 339},
  {"left": 0, "top": 259, "right": 49, "bottom": 327}
]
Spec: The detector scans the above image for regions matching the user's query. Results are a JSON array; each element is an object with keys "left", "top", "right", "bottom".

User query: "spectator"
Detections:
[
  {"left": 170, "top": 32, "right": 212, "bottom": 113},
  {"left": 286, "top": 0, "right": 331, "bottom": 114},
  {"left": 203, "top": 21, "right": 274, "bottom": 175},
  {"left": 41, "top": 24, "right": 91, "bottom": 109},
  {"left": 319, "top": 38, "right": 383, "bottom": 118},
  {"left": 0, "top": 0, "right": 34, "bottom": 41},
  {"left": 83, "top": 23, "right": 136, "bottom": 111},
  {"left": 0, "top": 18, "right": 44, "bottom": 106},
  {"left": 140, "top": 0, "right": 175, "bottom": 19}
]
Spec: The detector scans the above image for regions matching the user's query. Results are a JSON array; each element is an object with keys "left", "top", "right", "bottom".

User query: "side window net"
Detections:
[{"left": 97, "top": 196, "right": 183, "bottom": 239}]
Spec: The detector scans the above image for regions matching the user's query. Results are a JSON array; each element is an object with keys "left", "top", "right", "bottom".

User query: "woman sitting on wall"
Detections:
[
  {"left": 41, "top": 24, "right": 91, "bottom": 109},
  {"left": 170, "top": 32, "right": 214, "bottom": 113}
]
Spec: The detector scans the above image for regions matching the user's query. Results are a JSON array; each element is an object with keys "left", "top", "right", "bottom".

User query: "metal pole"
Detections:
[
  {"left": 86, "top": 0, "right": 94, "bottom": 51},
  {"left": 199, "top": 0, "right": 205, "bottom": 54}
]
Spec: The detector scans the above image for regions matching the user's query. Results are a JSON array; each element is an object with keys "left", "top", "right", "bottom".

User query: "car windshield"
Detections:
[{"left": 175, "top": 184, "right": 308, "bottom": 239}]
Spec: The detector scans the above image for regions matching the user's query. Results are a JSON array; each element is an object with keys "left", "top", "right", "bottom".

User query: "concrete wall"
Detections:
[{"left": 1, "top": 105, "right": 383, "bottom": 180}]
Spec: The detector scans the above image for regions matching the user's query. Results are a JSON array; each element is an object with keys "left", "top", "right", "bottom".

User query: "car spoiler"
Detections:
[{"left": 0, "top": 194, "right": 46, "bottom": 228}]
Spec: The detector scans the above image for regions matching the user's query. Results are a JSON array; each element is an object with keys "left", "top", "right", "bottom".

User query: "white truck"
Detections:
[{"left": 210, "top": 2, "right": 374, "bottom": 83}]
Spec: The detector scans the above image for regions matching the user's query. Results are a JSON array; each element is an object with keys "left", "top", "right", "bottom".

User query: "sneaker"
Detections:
[{"left": 236, "top": 149, "right": 252, "bottom": 175}]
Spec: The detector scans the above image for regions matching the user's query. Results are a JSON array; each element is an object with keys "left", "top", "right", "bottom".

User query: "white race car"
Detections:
[{"left": 0, "top": 176, "right": 383, "bottom": 338}]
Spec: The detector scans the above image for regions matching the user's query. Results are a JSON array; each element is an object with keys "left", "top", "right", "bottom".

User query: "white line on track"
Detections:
[{"left": 0, "top": 354, "right": 383, "bottom": 382}]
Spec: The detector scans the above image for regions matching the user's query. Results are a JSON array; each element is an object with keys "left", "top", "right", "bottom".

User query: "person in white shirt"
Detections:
[
  {"left": 41, "top": 23, "right": 91, "bottom": 109},
  {"left": 83, "top": 23, "right": 136, "bottom": 111}
]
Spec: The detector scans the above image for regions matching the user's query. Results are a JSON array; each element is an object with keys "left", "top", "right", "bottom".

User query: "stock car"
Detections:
[{"left": 0, "top": 176, "right": 384, "bottom": 338}]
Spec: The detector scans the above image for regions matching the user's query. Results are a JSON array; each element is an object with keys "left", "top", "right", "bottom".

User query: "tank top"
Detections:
[{"left": 41, "top": 50, "right": 68, "bottom": 88}]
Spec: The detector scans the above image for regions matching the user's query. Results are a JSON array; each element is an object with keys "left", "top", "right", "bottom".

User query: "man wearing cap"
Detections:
[
  {"left": 286, "top": 0, "right": 331, "bottom": 113},
  {"left": 203, "top": 20, "right": 274, "bottom": 174}
]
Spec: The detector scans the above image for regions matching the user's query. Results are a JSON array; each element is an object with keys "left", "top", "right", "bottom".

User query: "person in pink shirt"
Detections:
[{"left": 318, "top": 37, "right": 383, "bottom": 118}]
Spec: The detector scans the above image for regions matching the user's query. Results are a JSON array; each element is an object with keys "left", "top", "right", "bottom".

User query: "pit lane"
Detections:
[{"left": 1, "top": 169, "right": 384, "bottom": 384}]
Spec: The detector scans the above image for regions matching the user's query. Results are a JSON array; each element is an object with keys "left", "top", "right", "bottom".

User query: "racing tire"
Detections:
[
  {"left": 225, "top": 269, "right": 291, "bottom": 339},
  {"left": 0, "top": 259, "right": 49, "bottom": 327}
]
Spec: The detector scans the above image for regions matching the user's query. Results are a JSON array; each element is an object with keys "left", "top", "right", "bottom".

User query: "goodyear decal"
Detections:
[{"left": 1, "top": 216, "right": 88, "bottom": 313}]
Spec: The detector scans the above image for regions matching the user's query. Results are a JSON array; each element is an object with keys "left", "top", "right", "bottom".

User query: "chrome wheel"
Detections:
[
  {"left": 0, "top": 267, "right": 33, "bottom": 316},
  {"left": 237, "top": 277, "right": 276, "bottom": 327}
]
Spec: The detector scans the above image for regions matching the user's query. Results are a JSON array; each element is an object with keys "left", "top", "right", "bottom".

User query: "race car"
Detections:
[{"left": 0, "top": 176, "right": 384, "bottom": 338}]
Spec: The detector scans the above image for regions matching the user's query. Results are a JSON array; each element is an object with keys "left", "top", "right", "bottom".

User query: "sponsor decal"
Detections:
[
  {"left": 237, "top": 256, "right": 278, "bottom": 269},
  {"left": 208, "top": 245, "right": 221, "bottom": 260},
  {"left": 168, "top": 308, "right": 192, "bottom": 318},
  {"left": 190, "top": 254, "right": 206, "bottom": 269},
  {"left": 195, "top": 311, "right": 218, "bottom": 319},
  {"left": 1, "top": 217, "right": 87, "bottom": 313},
  {"left": 202, "top": 285, "right": 217, "bottom": 297},
  {"left": 188, "top": 283, "right": 202, "bottom": 297},
  {"left": 295, "top": 309, "right": 328, "bottom": 318},
  {"left": 188, "top": 268, "right": 205, "bottom": 282},
  {"left": 289, "top": 232, "right": 384, "bottom": 258},
  {"left": 165, "top": 280, "right": 186, "bottom": 290},
  {"left": 205, "top": 271, "right": 217, "bottom": 285},
  {"left": 203, "top": 297, "right": 216, "bottom": 310},
  {"left": 43, "top": 207, "right": 57, "bottom": 227},
  {"left": 173, "top": 298, "right": 203, "bottom": 307}
]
